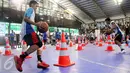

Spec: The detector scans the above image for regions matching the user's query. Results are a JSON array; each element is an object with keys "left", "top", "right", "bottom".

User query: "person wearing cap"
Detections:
[{"left": 105, "top": 18, "right": 125, "bottom": 53}]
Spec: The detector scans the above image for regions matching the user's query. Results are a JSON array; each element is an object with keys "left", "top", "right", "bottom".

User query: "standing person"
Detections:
[
  {"left": 51, "top": 33, "right": 56, "bottom": 45},
  {"left": 65, "top": 33, "right": 69, "bottom": 44},
  {"left": 14, "top": 1, "right": 49, "bottom": 72},
  {"left": 125, "top": 23, "right": 130, "bottom": 43},
  {"left": 10, "top": 30, "right": 15, "bottom": 49},
  {"left": 55, "top": 29, "right": 61, "bottom": 41},
  {"left": 105, "top": 18, "right": 125, "bottom": 53}
]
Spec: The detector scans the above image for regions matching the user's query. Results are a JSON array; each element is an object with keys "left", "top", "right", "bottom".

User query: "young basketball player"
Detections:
[
  {"left": 105, "top": 18, "right": 125, "bottom": 53},
  {"left": 14, "top": 1, "right": 49, "bottom": 72}
]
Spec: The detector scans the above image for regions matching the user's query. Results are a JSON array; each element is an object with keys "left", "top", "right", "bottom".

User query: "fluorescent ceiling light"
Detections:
[
  {"left": 12, "top": 0, "right": 24, "bottom": 5},
  {"left": 64, "top": 9, "right": 74, "bottom": 14},
  {"left": 12, "top": 0, "right": 24, "bottom": 9},
  {"left": 114, "top": 0, "right": 123, "bottom": 5},
  {"left": 53, "top": 0, "right": 60, "bottom": 3}
]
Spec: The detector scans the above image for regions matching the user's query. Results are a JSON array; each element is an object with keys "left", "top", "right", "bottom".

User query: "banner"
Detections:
[{"left": 0, "top": 22, "right": 6, "bottom": 35}]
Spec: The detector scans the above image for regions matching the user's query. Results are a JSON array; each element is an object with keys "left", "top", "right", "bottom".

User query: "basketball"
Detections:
[
  {"left": 37, "top": 21, "right": 48, "bottom": 33},
  {"left": 105, "top": 29, "right": 111, "bottom": 35}
]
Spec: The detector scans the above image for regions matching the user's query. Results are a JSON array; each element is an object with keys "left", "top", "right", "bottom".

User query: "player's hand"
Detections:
[{"left": 36, "top": 21, "right": 42, "bottom": 27}]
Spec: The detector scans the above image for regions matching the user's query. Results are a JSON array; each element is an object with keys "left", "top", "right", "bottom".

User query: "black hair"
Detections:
[
  {"left": 105, "top": 17, "right": 111, "bottom": 21},
  {"left": 29, "top": 0, "right": 38, "bottom": 7}
]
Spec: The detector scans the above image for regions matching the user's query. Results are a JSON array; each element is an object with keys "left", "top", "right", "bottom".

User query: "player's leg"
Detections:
[
  {"left": 37, "top": 48, "right": 49, "bottom": 68},
  {"left": 35, "top": 34, "right": 49, "bottom": 68},
  {"left": 14, "top": 32, "right": 42, "bottom": 72},
  {"left": 114, "top": 34, "right": 124, "bottom": 52}
]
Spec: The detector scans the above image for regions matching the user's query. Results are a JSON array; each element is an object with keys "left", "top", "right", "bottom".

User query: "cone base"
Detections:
[
  {"left": 4, "top": 50, "right": 12, "bottom": 56},
  {"left": 82, "top": 44, "right": 85, "bottom": 47},
  {"left": 54, "top": 62, "right": 75, "bottom": 67},
  {"left": 105, "top": 48, "right": 114, "bottom": 51},
  {"left": 3, "top": 54, "right": 13, "bottom": 56},
  {"left": 56, "top": 48, "right": 60, "bottom": 50},
  {"left": 99, "top": 44, "right": 103, "bottom": 47},
  {"left": 105, "top": 49, "right": 114, "bottom": 51},
  {"left": 105, "top": 46, "right": 114, "bottom": 51},
  {"left": 76, "top": 49, "right": 83, "bottom": 51}
]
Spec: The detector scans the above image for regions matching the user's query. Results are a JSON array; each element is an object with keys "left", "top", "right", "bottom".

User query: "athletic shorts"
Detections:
[
  {"left": 23, "top": 32, "right": 42, "bottom": 48},
  {"left": 114, "top": 34, "right": 122, "bottom": 43}
]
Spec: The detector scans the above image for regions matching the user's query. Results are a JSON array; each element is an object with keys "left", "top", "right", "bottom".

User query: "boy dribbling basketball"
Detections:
[
  {"left": 105, "top": 18, "right": 125, "bottom": 53},
  {"left": 14, "top": 1, "right": 49, "bottom": 72}
]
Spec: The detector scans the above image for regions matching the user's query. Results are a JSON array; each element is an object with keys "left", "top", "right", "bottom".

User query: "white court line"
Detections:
[{"left": 79, "top": 57, "right": 130, "bottom": 71}]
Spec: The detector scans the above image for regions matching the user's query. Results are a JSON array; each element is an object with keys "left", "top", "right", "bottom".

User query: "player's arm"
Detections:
[
  {"left": 24, "top": 8, "right": 40, "bottom": 27},
  {"left": 24, "top": 17, "right": 38, "bottom": 25},
  {"left": 104, "top": 27, "right": 113, "bottom": 34}
]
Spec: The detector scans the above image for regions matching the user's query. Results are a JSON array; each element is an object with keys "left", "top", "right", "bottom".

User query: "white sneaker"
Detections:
[{"left": 121, "top": 49, "right": 126, "bottom": 54}]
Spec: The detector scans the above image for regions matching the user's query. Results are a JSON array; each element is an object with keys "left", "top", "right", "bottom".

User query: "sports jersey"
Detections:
[
  {"left": 109, "top": 21, "right": 123, "bottom": 35},
  {"left": 20, "top": 7, "right": 35, "bottom": 41}
]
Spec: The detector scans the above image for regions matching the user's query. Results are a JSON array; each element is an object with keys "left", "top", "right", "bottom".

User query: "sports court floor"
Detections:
[{"left": 0, "top": 43, "right": 130, "bottom": 73}]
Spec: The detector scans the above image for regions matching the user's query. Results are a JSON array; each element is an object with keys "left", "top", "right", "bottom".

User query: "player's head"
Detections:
[
  {"left": 11, "top": 30, "right": 13, "bottom": 33},
  {"left": 57, "top": 29, "right": 59, "bottom": 32},
  {"left": 29, "top": 1, "right": 39, "bottom": 11},
  {"left": 110, "top": 21, "right": 117, "bottom": 28},
  {"left": 105, "top": 17, "right": 111, "bottom": 24}
]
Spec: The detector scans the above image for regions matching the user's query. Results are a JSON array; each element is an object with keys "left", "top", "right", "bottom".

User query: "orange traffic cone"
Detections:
[
  {"left": 56, "top": 41, "right": 60, "bottom": 50},
  {"left": 76, "top": 37, "right": 83, "bottom": 51},
  {"left": 4, "top": 37, "right": 12, "bottom": 56},
  {"left": 95, "top": 38, "right": 98, "bottom": 45},
  {"left": 105, "top": 35, "right": 114, "bottom": 51},
  {"left": 82, "top": 43, "right": 85, "bottom": 47},
  {"left": 69, "top": 40, "right": 73, "bottom": 47},
  {"left": 54, "top": 31, "right": 75, "bottom": 67},
  {"left": 77, "top": 44, "right": 83, "bottom": 51},
  {"left": 98, "top": 39, "right": 103, "bottom": 47},
  {"left": 99, "top": 36, "right": 103, "bottom": 47},
  {"left": 22, "top": 40, "right": 32, "bottom": 59},
  {"left": 125, "top": 43, "right": 128, "bottom": 46},
  {"left": 82, "top": 39, "right": 85, "bottom": 47}
]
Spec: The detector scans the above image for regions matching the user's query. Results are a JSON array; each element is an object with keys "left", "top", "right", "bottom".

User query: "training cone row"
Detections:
[
  {"left": 54, "top": 31, "right": 75, "bottom": 67},
  {"left": 105, "top": 35, "right": 114, "bottom": 51},
  {"left": 4, "top": 37, "right": 12, "bottom": 56}
]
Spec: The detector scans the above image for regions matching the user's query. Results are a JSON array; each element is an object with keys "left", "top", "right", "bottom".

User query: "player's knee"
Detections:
[{"left": 36, "top": 42, "right": 42, "bottom": 48}]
